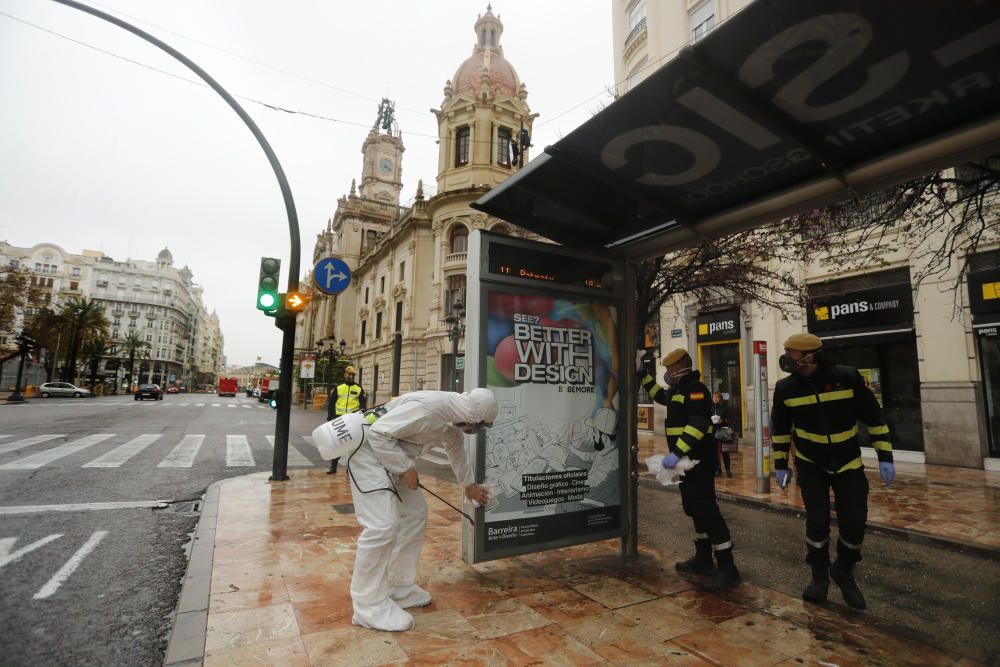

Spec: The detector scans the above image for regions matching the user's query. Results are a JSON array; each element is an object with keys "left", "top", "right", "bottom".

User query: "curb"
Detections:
[
  {"left": 163, "top": 480, "right": 223, "bottom": 667},
  {"left": 638, "top": 475, "right": 1000, "bottom": 560}
]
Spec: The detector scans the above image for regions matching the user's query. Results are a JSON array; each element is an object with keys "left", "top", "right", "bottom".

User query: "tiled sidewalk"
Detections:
[
  {"left": 637, "top": 432, "right": 1000, "bottom": 552},
  {"left": 186, "top": 471, "right": 984, "bottom": 666}
]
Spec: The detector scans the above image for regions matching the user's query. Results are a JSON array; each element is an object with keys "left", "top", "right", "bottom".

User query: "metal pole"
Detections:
[
  {"left": 9, "top": 350, "right": 27, "bottom": 402},
  {"left": 622, "top": 263, "right": 639, "bottom": 558},
  {"left": 50, "top": 0, "right": 301, "bottom": 480},
  {"left": 391, "top": 333, "right": 402, "bottom": 397},
  {"left": 752, "top": 341, "right": 771, "bottom": 494}
]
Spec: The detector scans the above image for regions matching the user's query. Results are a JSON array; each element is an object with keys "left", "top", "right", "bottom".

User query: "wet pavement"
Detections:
[{"left": 169, "top": 465, "right": 996, "bottom": 666}]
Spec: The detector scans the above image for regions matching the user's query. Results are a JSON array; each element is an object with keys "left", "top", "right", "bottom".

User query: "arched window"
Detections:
[
  {"left": 491, "top": 224, "right": 511, "bottom": 236},
  {"left": 446, "top": 274, "right": 467, "bottom": 313},
  {"left": 481, "top": 29, "right": 486, "bottom": 46},
  {"left": 455, "top": 126, "right": 470, "bottom": 166},
  {"left": 450, "top": 226, "right": 469, "bottom": 253},
  {"left": 490, "top": 29, "right": 496, "bottom": 46},
  {"left": 497, "top": 127, "right": 513, "bottom": 167}
]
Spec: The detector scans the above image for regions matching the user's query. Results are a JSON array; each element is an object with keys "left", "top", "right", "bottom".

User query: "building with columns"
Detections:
[
  {"left": 611, "top": 0, "right": 1000, "bottom": 470},
  {"left": 297, "top": 6, "right": 534, "bottom": 402}
]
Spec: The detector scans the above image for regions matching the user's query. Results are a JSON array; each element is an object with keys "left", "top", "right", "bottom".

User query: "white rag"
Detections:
[{"left": 644, "top": 454, "right": 700, "bottom": 486}]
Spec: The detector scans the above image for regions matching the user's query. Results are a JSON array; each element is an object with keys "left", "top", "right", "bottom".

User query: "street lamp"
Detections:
[{"left": 444, "top": 300, "right": 465, "bottom": 391}]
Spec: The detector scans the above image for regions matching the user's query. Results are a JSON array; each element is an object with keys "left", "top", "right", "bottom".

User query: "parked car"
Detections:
[
  {"left": 166, "top": 386, "right": 180, "bottom": 394},
  {"left": 135, "top": 384, "right": 163, "bottom": 401},
  {"left": 39, "top": 382, "right": 92, "bottom": 398}
]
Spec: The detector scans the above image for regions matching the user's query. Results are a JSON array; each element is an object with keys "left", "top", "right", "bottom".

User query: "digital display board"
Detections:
[{"left": 487, "top": 241, "right": 613, "bottom": 290}]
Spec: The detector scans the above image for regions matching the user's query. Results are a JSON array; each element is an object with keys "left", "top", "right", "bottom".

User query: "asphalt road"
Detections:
[
  {"left": 0, "top": 393, "right": 329, "bottom": 667},
  {"left": 637, "top": 484, "right": 1000, "bottom": 665}
]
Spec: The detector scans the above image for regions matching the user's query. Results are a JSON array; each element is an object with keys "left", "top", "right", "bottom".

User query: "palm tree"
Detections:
[
  {"left": 82, "top": 336, "right": 111, "bottom": 394},
  {"left": 119, "top": 330, "right": 150, "bottom": 393},
  {"left": 27, "top": 307, "right": 71, "bottom": 382},
  {"left": 60, "top": 297, "right": 109, "bottom": 383}
]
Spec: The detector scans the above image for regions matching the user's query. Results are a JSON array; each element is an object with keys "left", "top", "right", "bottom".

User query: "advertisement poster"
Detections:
[{"left": 481, "top": 290, "right": 623, "bottom": 554}]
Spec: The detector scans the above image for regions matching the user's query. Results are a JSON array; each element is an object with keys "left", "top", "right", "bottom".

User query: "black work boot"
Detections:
[
  {"left": 675, "top": 539, "right": 714, "bottom": 574},
  {"left": 701, "top": 547, "right": 741, "bottom": 592},
  {"left": 830, "top": 560, "right": 866, "bottom": 610},
  {"left": 802, "top": 564, "right": 829, "bottom": 603},
  {"left": 326, "top": 458, "right": 339, "bottom": 475}
]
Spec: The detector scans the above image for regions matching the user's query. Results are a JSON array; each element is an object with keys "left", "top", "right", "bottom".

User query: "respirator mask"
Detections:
[
  {"left": 663, "top": 367, "right": 691, "bottom": 387},
  {"left": 778, "top": 351, "right": 818, "bottom": 375}
]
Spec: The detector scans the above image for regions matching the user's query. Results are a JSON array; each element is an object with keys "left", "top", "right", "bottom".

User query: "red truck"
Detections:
[
  {"left": 217, "top": 378, "right": 238, "bottom": 397},
  {"left": 257, "top": 377, "right": 278, "bottom": 403}
]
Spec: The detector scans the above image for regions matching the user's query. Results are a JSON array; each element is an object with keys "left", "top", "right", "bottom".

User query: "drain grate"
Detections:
[
  {"left": 155, "top": 500, "right": 202, "bottom": 514},
  {"left": 331, "top": 503, "right": 355, "bottom": 514}
]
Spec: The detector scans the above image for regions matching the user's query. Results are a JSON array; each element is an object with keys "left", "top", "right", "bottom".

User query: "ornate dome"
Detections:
[
  {"left": 157, "top": 246, "right": 173, "bottom": 264},
  {"left": 451, "top": 6, "right": 523, "bottom": 100}
]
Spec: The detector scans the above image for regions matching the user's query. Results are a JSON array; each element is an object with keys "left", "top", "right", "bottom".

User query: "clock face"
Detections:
[{"left": 378, "top": 158, "right": 393, "bottom": 174}]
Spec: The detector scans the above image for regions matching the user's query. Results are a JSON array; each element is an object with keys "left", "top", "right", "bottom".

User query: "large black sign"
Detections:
[
  {"left": 474, "top": 0, "right": 1000, "bottom": 258},
  {"left": 697, "top": 308, "right": 740, "bottom": 342},
  {"left": 807, "top": 283, "right": 913, "bottom": 335},
  {"left": 967, "top": 270, "right": 1000, "bottom": 323}
]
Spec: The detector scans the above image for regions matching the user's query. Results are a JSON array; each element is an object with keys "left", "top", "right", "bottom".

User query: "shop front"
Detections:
[
  {"left": 696, "top": 308, "right": 743, "bottom": 434},
  {"left": 967, "top": 262, "right": 1000, "bottom": 459},
  {"left": 806, "top": 269, "right": 924, "bottom": 454}
]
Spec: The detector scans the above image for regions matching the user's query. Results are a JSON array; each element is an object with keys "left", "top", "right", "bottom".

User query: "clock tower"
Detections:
[{"left": 359, "top": 98, "right": 404, "bottom": 206}]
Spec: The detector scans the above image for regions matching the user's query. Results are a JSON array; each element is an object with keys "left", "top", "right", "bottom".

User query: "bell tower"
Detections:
[{"left": 359, "top": 98, "right": 404, "bottom": 206}]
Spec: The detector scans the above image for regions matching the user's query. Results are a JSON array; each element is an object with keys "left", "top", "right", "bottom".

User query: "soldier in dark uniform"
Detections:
[
  {"left": 772, "top": 333, "right": 895, "bottom": 610},
  {"left": 640, "top": 348, "right": 740, "bottom": 591}
]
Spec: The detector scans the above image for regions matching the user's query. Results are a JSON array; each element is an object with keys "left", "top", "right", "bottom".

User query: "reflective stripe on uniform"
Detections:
[
  {"left": 820, "top": 389, "right": 854, "bottom": 402},
  {"left": 695, "top": 532, "right": 709, "bottom": 539},
  {"left": 773, "top": 450, "right": 788, "bottom": 460},
  {"left": 793, "top": 451, "right": 863, "bottom": 474},
  {"left": 772, "top": 434, "right": 792, "bottom": 444},
  {"left": 794, "top": 424, "right": 858, "bottom": 444},
  {"left": 868, "top": 424, "right": 890, "bottom": 435},
  {"left": 683, "top": 424, "right": 707, "bottom": 440},
  {"left": 671, "top": 394, "right": 685, "bottom": 404},
  {"left": 872, "top": 440, "right": 892, "bottom": 452},
  {"left": 666, "top": 427, "right": 685, "bottom": 436},
  {"left": 785, "top": 395, "right": 816, "bottom": 407},
  {"left": 675, "top": 439, "right": 692, "bottom": 453},
  {"left": 805, "top": 536, "right": 829, "bottom": 549},
  {"left": 712, "top": 540, "right": 733, "bottom": 551},
  {"left": 838, "top": 535, "right": 863, "bottom": 550}
]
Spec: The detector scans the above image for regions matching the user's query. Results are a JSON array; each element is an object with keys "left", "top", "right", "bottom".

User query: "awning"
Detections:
[{"left": 473, "top": 0, "right": 1000, "bottom": 259}]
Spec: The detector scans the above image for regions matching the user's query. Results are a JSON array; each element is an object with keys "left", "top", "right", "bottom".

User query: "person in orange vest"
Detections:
[{"left": 327, "top": 365, "right": 366, "bottom": 474}]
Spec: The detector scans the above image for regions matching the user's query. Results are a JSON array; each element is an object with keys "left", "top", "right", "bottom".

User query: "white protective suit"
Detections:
[{"left": 348, "top": 388, "right": 497, "bottom": 632}]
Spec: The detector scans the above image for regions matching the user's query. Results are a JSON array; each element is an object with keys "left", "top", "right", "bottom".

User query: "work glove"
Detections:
[
  {"left": 636, "top": 349, "right": 648, "bottom": 375},
  {"left": 711, "top": 415, "right": 721, "bottom": 424},
  {"left": 775, "top": 468, "right": 792, "bottom": 489},
  {"left": 879, "top": 462, "right": 895, "bottom": 486},
  {"left": 662, "top": 452, "right": 680, "bottom": 469}
]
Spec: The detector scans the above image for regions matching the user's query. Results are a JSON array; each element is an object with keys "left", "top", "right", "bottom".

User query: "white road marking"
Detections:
[
  {"left": 0, "top": 434, "right": 64, "bottom": 456},
  {"left": 0, "top": 534, "right": 62, "bottom": 568},
  {"left": 83, "top": 434, "right": 161, "bottom": 467},
  {"left": 226, "top": 435, "right": 255, "bottom": 466},
  {"left": 0, "top": 436, "right": 12, "bottom": 441},
  {"left": 34, "top": 530, "right": 108, "bottom": 599},
  {"left": 196, "top": 403, "right": 205, "bottom": 407},
  {"left": 241, "top": 405, "right": 251, "bottom": 409},
  {"left": 0, "top": 501, "right": 167, "bottom": 515},
  {"left": 226, "top": 404, "right": 236, "bottom": 409},
  {"left": 0, "top": 434, "right": 114, "bottom": 469},
  {"left": 158, "top": 435, "right": 205, "bottom": 468},
  {"left": 268, "top": 435, "right": 313, "bottom": 466},
  {"left": 212, "top": 403, "right": 220, "bottom": 407}
]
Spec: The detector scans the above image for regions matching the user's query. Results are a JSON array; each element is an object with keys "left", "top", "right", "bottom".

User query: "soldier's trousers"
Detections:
[
  {"left": 678, "top": 457, "right": 732, "bottom": 549},
  {"left": 795, "top": 458, "right": 869, "bottom": 566}
]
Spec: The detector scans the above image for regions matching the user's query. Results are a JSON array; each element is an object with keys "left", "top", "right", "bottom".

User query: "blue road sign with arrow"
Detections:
[{"left": 313, "top": 257, "right": 351, "bottom": 295}]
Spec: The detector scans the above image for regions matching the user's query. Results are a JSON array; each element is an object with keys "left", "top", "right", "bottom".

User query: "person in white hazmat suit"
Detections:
[{"left": 332, "top": 388, "right": 496, "bottom": 632}]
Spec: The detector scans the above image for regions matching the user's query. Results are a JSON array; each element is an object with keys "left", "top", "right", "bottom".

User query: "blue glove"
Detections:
[
  {"left": 775, "top": 469, "right": 792, "bottom": 489},
  {"left": 879, "top": 462, "right": 895, "bottom": 485},
  {"left": 662, "top": 452, "right": 680, "bottom": 469}
]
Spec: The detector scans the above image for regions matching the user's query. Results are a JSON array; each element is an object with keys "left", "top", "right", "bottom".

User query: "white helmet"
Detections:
[
  {"left": 310, "top": 411, "right": 366, "bottom": 460},
  {"left": 466, "top": 387, "right": 498, "bottom": 425}
]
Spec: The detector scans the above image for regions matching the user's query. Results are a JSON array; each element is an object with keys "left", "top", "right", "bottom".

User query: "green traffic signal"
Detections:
[{"left": 257, "top": 257, "right": 281, "bottom": 312}]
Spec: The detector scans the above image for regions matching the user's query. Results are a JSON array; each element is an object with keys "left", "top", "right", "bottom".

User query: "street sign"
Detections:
[
  {"left": 313, "top": 257, "right": 351, "bottom": 295},
  {"left": 455, "top": 357, "right": 465, "bottom": 370},
  {"left": 300, "top": 354, "right": 316, "bottom": 379}
]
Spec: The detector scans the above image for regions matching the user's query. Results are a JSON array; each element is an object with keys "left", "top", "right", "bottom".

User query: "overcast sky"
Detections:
[{"left": 0, "top": 0, "right": 615, "bottom": 366}]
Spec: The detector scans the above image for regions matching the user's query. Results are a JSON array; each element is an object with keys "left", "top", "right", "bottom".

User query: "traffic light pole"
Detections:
[
  {"left": 53, "top": 0, "right": 302, "bottom": 481},
  {"left": 8, "top": 350, "right": 28, "bottom": 403}
]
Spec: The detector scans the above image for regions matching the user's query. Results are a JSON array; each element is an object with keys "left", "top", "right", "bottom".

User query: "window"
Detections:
[
  {"left": 497, "top": 127, "right": 513, "bottom": 167},
  {"left": 380, "top": 276, "right": 386, "bottom": 294},
  {"left": 360, "top": 320, "right": 367, "bottom": 345},
  {"left": 34, "top": 263, "right": 41, "bottom": 272},
  {"left": 627, "top": 0, "right": 646, "bottom": 33},
  {"left": 71, "top": 267, "right": 81, "bottom": 277},
  {"left": 627, "top": 56, "right": 649, "bottom": 90},
  {"left": 70, "top": 281, "right": 79, "bottom": 291},
  {"left": 446, "top": 274, "right": 467, "bottom": 312},
  {"left": 46, "top": 278, "right": 53, "bottom": 288},
  {"left": 398, "top": 261, "right": 405, "bottom": 281},
  {"left": 450, "top": 225, "right": 469, "bottom": 254},
  {"left": 455, "top": 126, "right": 470, "bottom": 166},
  {"left": 375, "top": 312, "right": 383, "bottom": 339},
  {"left": 146, "top": 334, "right": 153, "bottom": 342},
  {"left": 365, "top": 287, "right": 370, "bottom": 305},
  {"left": 395, "top": 301, "right": 403, "bottom": 332},
  {"left": 9, "top": 259, "right": 19, "bottom": 268},
  {"left": 113, "top": 318, "right": 121, "bottom": 326},
  {"left": 365, "top": 229, "right": 378, "bottom": 250},
  {"left": 690, "top": 1, "right": 715, "bottom": 43}
]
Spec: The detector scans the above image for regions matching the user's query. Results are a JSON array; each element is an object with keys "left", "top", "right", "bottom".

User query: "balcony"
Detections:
[
  {"left": 444, "top": 251, "right": 467, "bottom": 267},
  {"left": 623, "top": 17, "right": 647, "bottom": 61}
]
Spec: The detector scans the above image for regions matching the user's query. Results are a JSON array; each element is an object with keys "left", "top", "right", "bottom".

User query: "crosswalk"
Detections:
[
  {"left": 97, "top": 401, "right": 269, "bottom": 409},
  {"left": 0, "top": 433, "right": 318, "bottom": 470},
  {"left": 0, "top": 432, "right": 454, "bottom": 471}
]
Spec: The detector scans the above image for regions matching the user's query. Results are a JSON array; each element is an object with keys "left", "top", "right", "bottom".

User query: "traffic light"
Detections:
[
  {"left": 257, "top": 257, "right": 281, "bottom": 312},
  {"left": 285, "top": 291, "right": 307, "bottom": 313},
  {"left": 16, "top": 333, "right": 35, "bottom": 354},
  {"left": 268, "top": 389, "right": 278, "bottom": 409}
]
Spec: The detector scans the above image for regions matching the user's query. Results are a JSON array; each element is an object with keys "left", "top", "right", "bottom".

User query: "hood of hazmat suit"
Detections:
[{"left": 310, "top": 411, "right": 366, "bottom": 460}]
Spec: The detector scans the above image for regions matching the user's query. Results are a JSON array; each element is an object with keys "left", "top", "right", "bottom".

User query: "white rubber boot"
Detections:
[
  {"left": 351, "top": 599, "right": 414, "bottom": 632},
  {"left": 390, "top": 584, "right": 433, "bottom": 609}
]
